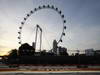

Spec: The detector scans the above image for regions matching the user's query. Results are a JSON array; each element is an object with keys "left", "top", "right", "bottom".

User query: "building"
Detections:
[
  {"left": 58, "top": 46, "right": 68, "bottom": 56},
  {"left": 94, "top": 50, "right": 100, "bottom": 56},
  {"left": 18, "top": 43, "right": 35, "bottom": 56},
  {"left": 85, "top": 48, "right": 94, "bottom": 56},
  {"left": 52, "top": 40, "right": 58, "bottom": 54}
]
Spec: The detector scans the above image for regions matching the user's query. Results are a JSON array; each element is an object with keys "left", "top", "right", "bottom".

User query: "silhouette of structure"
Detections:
[
  {"left": 35, "top": 25, "right": 42, "bottom": 52},
  {"left": 1, "top": 5, "right": 100, "bottom": 67},
  {"left": 52, "top": 40, "right": 58, "bottom": 54},
  {"left": 94, "top": 50, "right": 100, "bottom": 56},
  {"left": 18, "top": 43, "right": 35, "bottom": 56},
  {"left": 8, "top": 49, "right": 17, "bottom": 58},
  {"left": 85, "top": 48, "right": 94, "bottom": 56},
  {"left": 32, "top": 42, "right": 35, "bottom": 50},
  {"left": 18, "top": 4, "right": 66, "bottom": 48},
  {"left": 58, "top": 46, "right": 68, "bottom": 56},
  {"left": 4, "top": 43, "right": 100, "bottom": 66}
]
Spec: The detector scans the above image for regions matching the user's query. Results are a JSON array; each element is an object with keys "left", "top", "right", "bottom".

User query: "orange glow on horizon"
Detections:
[{"left": 0, "top": 48, "right": 12, "bottom": 56}]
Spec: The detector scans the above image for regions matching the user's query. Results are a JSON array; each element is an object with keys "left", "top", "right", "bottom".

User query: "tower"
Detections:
[{"left": 53, "top": 40, "right": 58, "bottom": 54}]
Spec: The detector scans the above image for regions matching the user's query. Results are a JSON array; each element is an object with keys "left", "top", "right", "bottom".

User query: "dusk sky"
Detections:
[{"left": 0, "top": 0, "right": 100, "bottom": 55}]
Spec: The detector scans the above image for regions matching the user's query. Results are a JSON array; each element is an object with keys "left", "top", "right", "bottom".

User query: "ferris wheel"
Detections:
[{"left": 18, "top": 5, "right": 67, "bottom": 50}]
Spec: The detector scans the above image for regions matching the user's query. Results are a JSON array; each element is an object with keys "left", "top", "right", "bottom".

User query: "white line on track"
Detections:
[{"left": 0, "top": 71, "right": 100, "bottom": 74}]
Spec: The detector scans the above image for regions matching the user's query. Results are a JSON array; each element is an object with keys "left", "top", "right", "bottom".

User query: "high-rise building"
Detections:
[
  {"left": 85, "top": 48, "right": 94, "bottom": 56},
  {"left": 32, "top": 42, "right": 35, "bottom": 51},
  {"left": 58, "top": 46, "right": 68, "bottom": 56},
  {"left": 94, "top": 50, "right": 100, "bottom": 56},
  {"left": 52, "top": 40, "right": 58, "bottom": 54}
]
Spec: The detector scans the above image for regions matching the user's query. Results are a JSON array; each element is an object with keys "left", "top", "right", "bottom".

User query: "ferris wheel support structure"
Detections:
[{"left": 35, "top": 24, "right": 42, "bottom": 52}]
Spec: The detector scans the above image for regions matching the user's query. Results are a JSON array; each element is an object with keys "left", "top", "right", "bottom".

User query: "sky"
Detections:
[{"left": 0, "top": 0, "right": 100, "bottom": 55}]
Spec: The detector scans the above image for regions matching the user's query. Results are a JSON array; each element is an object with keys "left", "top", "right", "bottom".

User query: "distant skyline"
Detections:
[{"left": 0, "top": 0, "right": 100, "bottom": 55}]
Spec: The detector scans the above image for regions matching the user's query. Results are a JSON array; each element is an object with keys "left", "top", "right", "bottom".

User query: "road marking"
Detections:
[{"left": 0, "top": 71, "right": 100, "bottom": 74}]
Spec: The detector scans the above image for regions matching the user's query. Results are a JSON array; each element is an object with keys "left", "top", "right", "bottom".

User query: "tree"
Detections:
[
  {"left": 7, "top": 49, "right": 19, "bottom": 67},
  {"left": 8, "top": 49, "right": 17, "bottom": 58}
]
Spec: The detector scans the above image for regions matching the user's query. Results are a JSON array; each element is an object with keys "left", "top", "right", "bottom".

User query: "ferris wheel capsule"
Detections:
[
  {"left": 18, "top": 32, "right": 21, "bottom": 34},
  {"left": 38, "top": 6, "right": 41, "bottom": 9},
  {"left": 24, "top": 18, "right": 26, "bottom": 20},
  {"left": 62, "top": 15, "right": 64, "bottom": 18},
  {"left": 60, "top": 39, "right": 62, "bottom": 42},
  {"left": 63, "top": 20, "right": 66, "bottom": 23},
  {"left": 59, "top": 11, "right": 62, "bottom": 14},
  {"left": 43, "top": 5, "right": 46, "bottom": 8},
  {"left": 21, "top": 22, "right": 24, "bottom": 25},
  {"left": 34, "top": 8, "right": 37, "bottom": 11},
  {"left": 47, "top": 5, "right": 50, "bottom": 8},
  {"left": 19, "top": 27, "right": 22, "bottom": 29},
  {"left": 51, "top": 5, "right": 54, "bottom": 9},
  {"left": 30, "top": 10, "right": 33, "bottom": 14},
  {"left": 63, "top": 33, "right": 65, "bottom": 36},
  {"left": 19, "top": 42, "right": 21, "bottom": 44},
  {"left": 55, "top": 8, "right": 58, "bottom": 11},
  {"left": 64, "top": 26, "right": 66, "bottom": 29},
  {"left": 18, "top": 37, "right": 20, "bottom": 39},
  {"left": 27, "top": 14, "right": 30, "bottom": 17}
]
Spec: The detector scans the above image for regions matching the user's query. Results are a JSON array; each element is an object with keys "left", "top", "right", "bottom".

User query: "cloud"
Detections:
[{"left": 0, "top": 26, "right": 6, "bottom": 39}]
